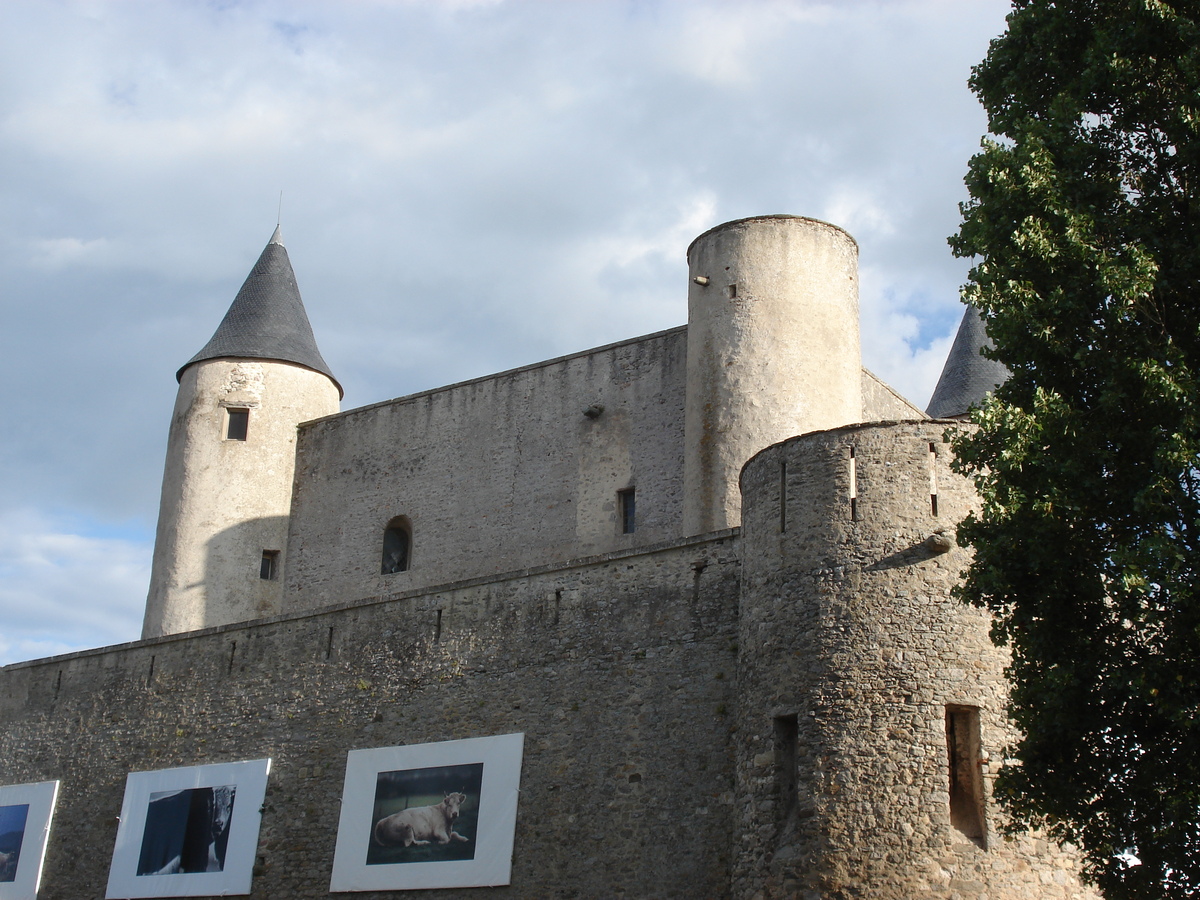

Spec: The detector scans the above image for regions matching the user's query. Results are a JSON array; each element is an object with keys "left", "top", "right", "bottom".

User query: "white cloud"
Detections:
[
  {"left": 0, "top": 510, "right": 148, "bottom": 665},
  {"left": 28, "top": 236, "right": 112, "bottom": 268},
  {"left": 822, "top": 187, "right": 896, "bottom": 240}
]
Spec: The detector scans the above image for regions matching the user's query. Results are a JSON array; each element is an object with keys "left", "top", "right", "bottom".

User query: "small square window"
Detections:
[
  {"left": 226, "top": 408, "right": 249, "bottom": 441},
  {"left": 260, "top": 550, "right": 279, "bottom": 581},
  {"left": 619, "top": 488, "right": 636, "bottom": 534}
]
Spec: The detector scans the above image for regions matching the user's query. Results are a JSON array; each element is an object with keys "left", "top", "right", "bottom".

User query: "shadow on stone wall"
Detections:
[{"left": 201, "top": 515, "right": 290, "bottom": 626}]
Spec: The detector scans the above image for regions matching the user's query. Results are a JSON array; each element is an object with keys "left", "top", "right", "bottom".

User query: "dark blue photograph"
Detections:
[
  {"left": 136, "top": 785, "right": 236, "bottom": 876},
  {"left": 0, "top": 802, "right": 29, "bottom": 883}
]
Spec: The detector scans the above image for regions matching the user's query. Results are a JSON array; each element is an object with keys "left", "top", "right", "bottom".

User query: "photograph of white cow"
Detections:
[
  {"left": 330, "top": 735, "right": 523, "bottom": 891},
  {"left": 366, "top": 764, "right": 483, "bottom": 866},
  {"left": 374, "top": 791, "right": 470, "bottom": 848}
]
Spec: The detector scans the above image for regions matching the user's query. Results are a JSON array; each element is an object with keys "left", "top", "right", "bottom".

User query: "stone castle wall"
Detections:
[
  {"left": 283, "top": 327, "right": 690, "bottom": 614},
  {"left": 1, "top": 533, "right": 740, "bottom": 900},
  {"left": 735, "top": 421, "right": 1098, "bottom": 900},
  {"left": 0, "top": 421, "right": 1103, "bottom": 899},
  {"left": 281, "top": 328, "right": 919, "bottom": 620}
]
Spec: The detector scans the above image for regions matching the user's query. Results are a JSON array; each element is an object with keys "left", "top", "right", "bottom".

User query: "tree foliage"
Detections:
[{"left": 949, "top": 1, "right": 1200, "bottom": 896}]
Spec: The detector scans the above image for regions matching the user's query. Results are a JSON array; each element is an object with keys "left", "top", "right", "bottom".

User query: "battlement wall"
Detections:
[
  {"left": 283, "top": 327, "right": 690, "bottom": 614},
  {"left": 0, "top": 420, "right": 1099, "bottom": 899},
  {"left": 0, "top": 533, "right": 741, "bottom": 900},
  {"left": 280, "top": 325, "right": 924, "bottom": 620}
]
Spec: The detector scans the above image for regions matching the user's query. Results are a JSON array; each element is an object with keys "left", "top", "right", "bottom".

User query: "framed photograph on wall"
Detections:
[
  {"left": 0, "top": 780, "right": 59, "bottom": 900},
  {"left": 329, "top": 733, "right": 524, "bottom": 892},
  {"left": 105, "top": 758, "right": 270, "bottom": 899}
]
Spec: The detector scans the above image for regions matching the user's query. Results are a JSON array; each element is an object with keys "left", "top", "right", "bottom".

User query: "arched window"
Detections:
[{"left": 381, "top": 518, "right": 412, "bottom": 575}]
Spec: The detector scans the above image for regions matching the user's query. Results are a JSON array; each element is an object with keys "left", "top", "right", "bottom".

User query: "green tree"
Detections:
[{"left": 949, "top": 1, "right": 1200, "bottom": 897}]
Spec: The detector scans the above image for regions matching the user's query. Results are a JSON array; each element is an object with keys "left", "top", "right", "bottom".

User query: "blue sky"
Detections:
[{"left": 0, "top": 0, "right": 1011, "bottom": 664}]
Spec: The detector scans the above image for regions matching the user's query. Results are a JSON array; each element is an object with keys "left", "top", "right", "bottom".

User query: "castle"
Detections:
[{"left": 0, "top": 215, "right": 1096, "bottom": 899}]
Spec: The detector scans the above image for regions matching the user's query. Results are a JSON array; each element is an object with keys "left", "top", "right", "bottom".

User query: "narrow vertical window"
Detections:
[
  {"left": 619, "top": 488, "right": 636, "bottom": 534},
  {"left": 929, "top": 442, "right": 939, "bottom": 516},
  {"left": 849, "top": 446, "right": 858, "bottom": 521},
  {"left": 725, "top": 283, "right": 738, "bottom": 299},
  {"left": 774, "top": 714, "right": 798, "bottom": 826},
  {"left": 381, "top": 518, "right": 411, "bottom": 574},
  {"left": 946, "top": 705, "right": 986, "bottom": 847},
  {"left": 779, "top": 460, "right": 788, "bottom": 533},
  {"left": 226, "top": 407, "right": 249, "bottom": 441},
  {"left": 259, "top": 550, "right": 279, "bottom": 581}
]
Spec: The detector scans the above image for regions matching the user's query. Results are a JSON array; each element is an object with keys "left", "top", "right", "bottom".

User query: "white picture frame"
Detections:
[
  {"left": 0, "top": 780, "right": 59, "bottom": 900},
  {"left": 105, "top": 758, "right": 271, "bottom": 899},
  {"left": 330, "top": 733, "right": 524, "bottom": 892}
]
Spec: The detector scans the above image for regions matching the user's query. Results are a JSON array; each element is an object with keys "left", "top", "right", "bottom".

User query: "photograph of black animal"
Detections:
[{"left": 136, "top": 785, "right": 236, "bottom": 876}]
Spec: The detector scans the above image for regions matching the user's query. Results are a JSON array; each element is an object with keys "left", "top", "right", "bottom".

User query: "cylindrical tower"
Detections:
[
  {"left": 682, "top": 215, "right": 861, "bottom": 536},
  {"left": 732, "top": 421, "right": 1098, "bottom": 899},
  {"left": 143, "top": 228, "right": 341, "bottom": 637}
]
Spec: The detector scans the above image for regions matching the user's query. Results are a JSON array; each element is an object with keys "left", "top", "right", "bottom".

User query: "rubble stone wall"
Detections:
[
  {"left": 735, "top": 421, "right": 1099, "bottom": 900},
  {"left": 1, "top": 534, "right": 740, "bottom": 900}
]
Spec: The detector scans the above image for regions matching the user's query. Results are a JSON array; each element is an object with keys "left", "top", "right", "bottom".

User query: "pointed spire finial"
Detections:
[{"left": 178, "top": 228, "right": 341, "bottom": 397}]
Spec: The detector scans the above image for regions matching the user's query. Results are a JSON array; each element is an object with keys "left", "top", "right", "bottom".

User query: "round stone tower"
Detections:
[
  {"left": 142, "top": 227, "right": 342, "bottom": 638},
  {"left": 682, "top": 215, "right": 861, "bottom": 536},
  {"left": 733, "top": 421, "right": 1097, "bottom": 899}
]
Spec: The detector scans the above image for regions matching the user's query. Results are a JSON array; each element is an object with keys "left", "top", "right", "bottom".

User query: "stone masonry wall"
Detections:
[
  {"left": 0, "top": 534, "right": 739, "bottom": 900},
  {"left": 280, "top": 323, "right": 923, "bottom": 621},
  {"left": 860, "top": 369, "right": 925, "bottom": 422},
  {"left": 283, "top": 328, "right": 689, "bottom": 614},
  {"left": 735, "top": 421, "right": 1099, "bottom": 900}
]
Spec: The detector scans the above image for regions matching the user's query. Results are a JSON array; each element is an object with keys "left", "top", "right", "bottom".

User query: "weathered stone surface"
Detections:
[
  {"left": 735, "top": 422, "right": 1097, "bottom": 900},
  {"left": 284, "top": 327, "right": 690, "bottom": 614},
  {"left": 2, "top": 535, "right": 740, "bottom": 900},
  {"left": 684, "top": 216, "right": 862, "bottom": 535},
  {"left": 0, "top": 217, "right": 1101, "bottom": 900},
  {"left": 144, "top": 358, "right": 340, "bottom": 637}
]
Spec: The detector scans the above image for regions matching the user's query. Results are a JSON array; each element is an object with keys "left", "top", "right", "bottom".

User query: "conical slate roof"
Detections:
[
  {"left": 926, "top": 304, "right": 1009, "bottom": 418},
  {"left": 179, "top": 226, "right": 342, "bottom": 397}
]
